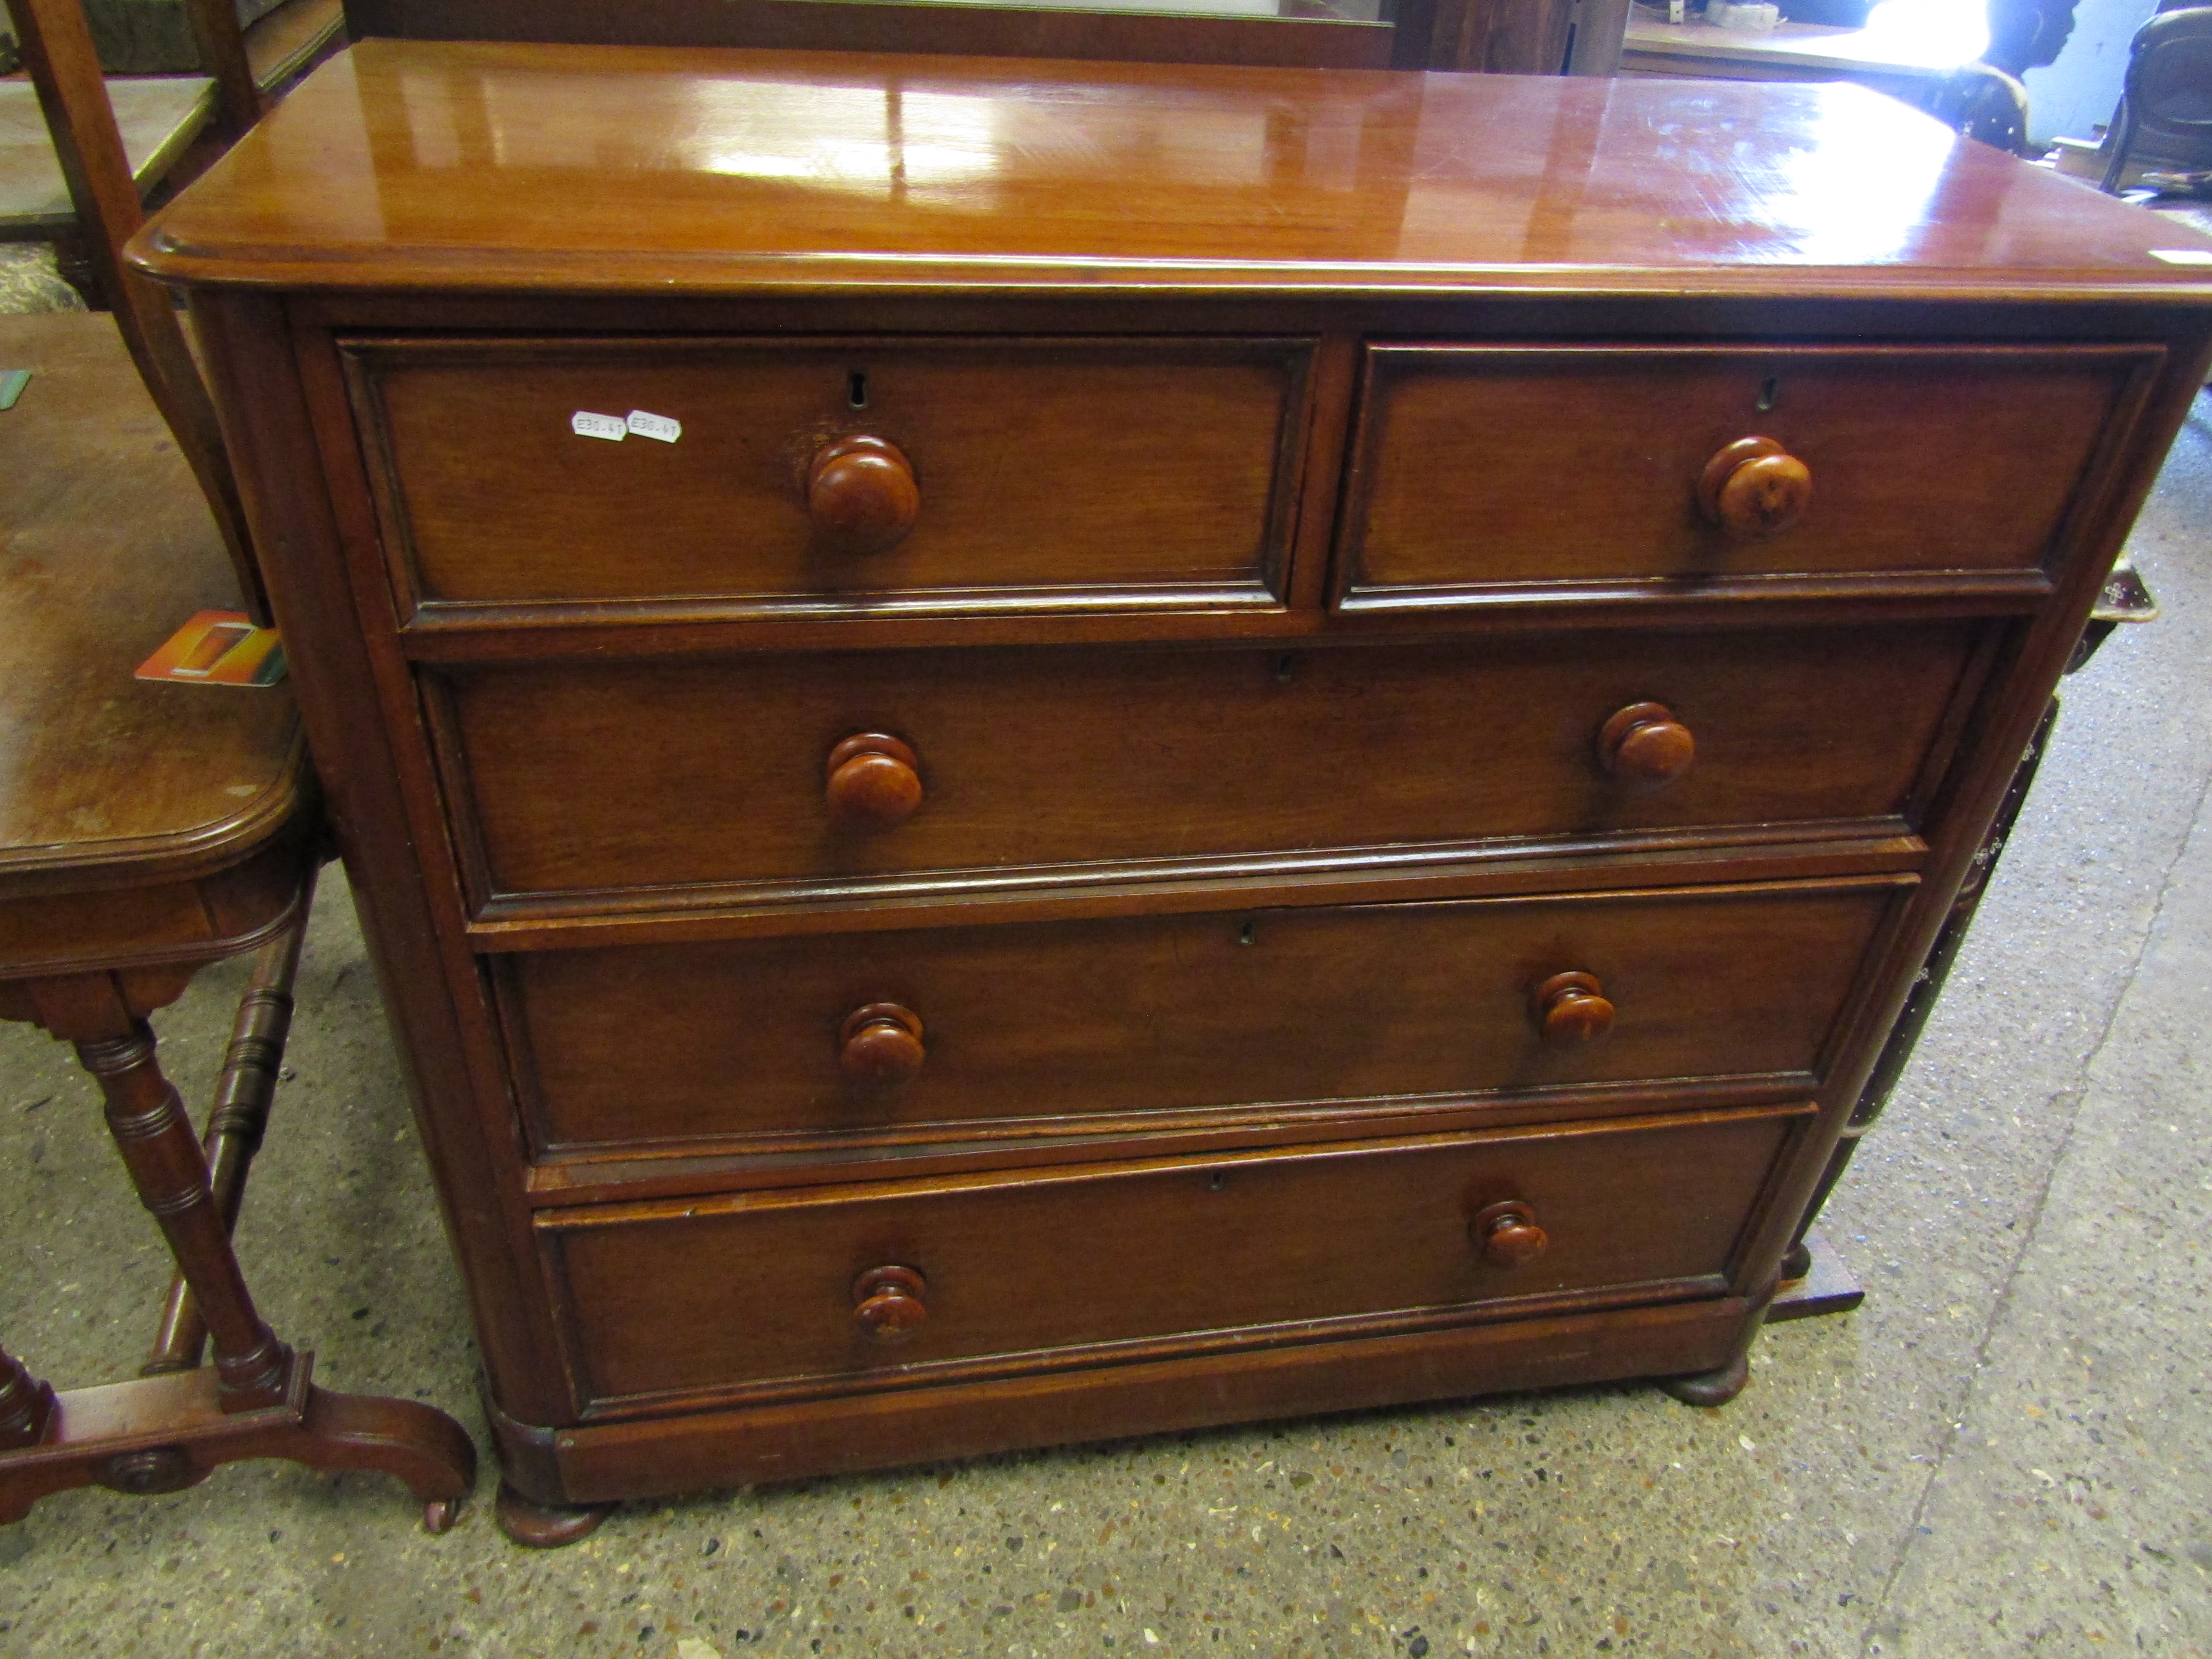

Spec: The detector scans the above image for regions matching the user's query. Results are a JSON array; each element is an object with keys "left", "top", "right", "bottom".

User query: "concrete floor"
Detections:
[
  {"left": 0, "top": 246, "right": 84, "bottom": 315},
  {"left": 4, "top": 374, "right": 2211, "bottom": 1656}
]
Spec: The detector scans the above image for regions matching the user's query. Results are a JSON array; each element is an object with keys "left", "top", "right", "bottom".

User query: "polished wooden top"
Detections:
[
  {"left": 133, "top": 39, "right": 2212, "bottom": 300},
  {"left": 0, "top": 313, "right": 301, "bottom": 893}
]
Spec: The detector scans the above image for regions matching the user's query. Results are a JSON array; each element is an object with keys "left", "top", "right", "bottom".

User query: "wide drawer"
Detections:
[
  {"left": 435, "top": 623, "right": 1981, "bottom": 908},
  {"left": 503, "top": 879, "right": 1901, "bottom": 1155},
  {"left": 542, "top": 1106, "right": 1805, "bottom": 1407},
  {"left": 1337, "top": 344, "right": 2159, "bottom": 606},
  {"left": 345, "top": 336, "right": 1312, "bottom": 615}
]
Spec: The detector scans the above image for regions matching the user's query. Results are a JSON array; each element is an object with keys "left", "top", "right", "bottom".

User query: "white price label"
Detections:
[
  {"left": 2151, "top": 248, "right": 2212, "bottom": 265},
  {"left": 627, "top": 409, "right": 682, "bottom": 443},
  {"left": 571, "top": 411, "right": 628, "bottom": 441}
]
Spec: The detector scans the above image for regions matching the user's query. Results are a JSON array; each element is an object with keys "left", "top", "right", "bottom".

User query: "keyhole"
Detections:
[
  {"left": 1208, "top": 1172, "right": 1228, "bottom": 1192},
  {"left": 848, "top": 371, "right": 869, "bottom": 410},
  {"left": 1755, "top": 377, "right": 1779, "bottom": 413},
  {"left": 1238, "top": 922, "right": 1256, "bottom": 947},
  {"left": 1273, "top": 653, "right": 1296, "bottom": 684}
]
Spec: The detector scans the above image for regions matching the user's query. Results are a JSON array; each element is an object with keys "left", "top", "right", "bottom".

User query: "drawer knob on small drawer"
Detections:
[
  {"left": 1531, "top": 970, "right": 1615, "bottom": 1045},
  {"left": 840, "top": 1002, "right": 927, "bottom": 1086},
  {"left": 1598, "top": 701, "right": 1695, "bottom": 788},
  {"left": 808, "top": 434, "right": 921, "bottom": 555},
  {"left": 1471, "top": 1200, "right": 1550, "bottom": 1269},
  {"left": 1698, "top": 435, "right": 1811, "bottom": 540},
  {"left": 852, "top": 1265, "right": 930, "bottom": 1343},
  {"left": 825, "top": 733, "right": 923, "bottom": 829}
]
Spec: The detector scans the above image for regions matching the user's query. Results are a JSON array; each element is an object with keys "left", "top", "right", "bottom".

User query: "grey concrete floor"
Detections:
[
  {"left": 0, "top": 246, "right": 84, "bottom": 316},
  {"left": 4, "top": 395, "right": 2210, "bottom": 1657}
]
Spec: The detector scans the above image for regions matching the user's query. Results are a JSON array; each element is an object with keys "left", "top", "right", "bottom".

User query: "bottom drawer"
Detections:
[{"left": 543, "top": 1104, "right": 1807, "bottom": 1410}]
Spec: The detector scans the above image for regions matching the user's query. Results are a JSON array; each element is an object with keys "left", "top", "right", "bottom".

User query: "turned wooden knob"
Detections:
[
  {"left": 1698, "top": 436, "right": 1811, "bottom": 540},
  {"left": 1471, "top": 1200, "right": 1550, "bottom": 1268},
  {"left": 840, "top": 1003, "right": 926, "bottom": 1086},
  {"left": 808, "top": 434, "right": 920, "bottom": 555},
  {"left": 1531, "top": 970, "right": 1615, "bottom": 1045},
  {"left": 853, "top": 1265, "right": 928, "bottom": 1342},
  {"left": 1598, "top": 702, "right": 1695, "bottom": 788},
  {"left": 825, "top": 733, "right": 922, "bottom": 829}
]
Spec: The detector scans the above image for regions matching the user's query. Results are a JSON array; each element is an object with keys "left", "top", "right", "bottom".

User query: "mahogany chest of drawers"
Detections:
[{"left": 136, "top": 40, "right": 2212, "bottom": 1537}]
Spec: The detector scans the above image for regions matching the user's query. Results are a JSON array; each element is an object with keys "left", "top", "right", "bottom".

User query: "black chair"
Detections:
[{"left": 2101, "top": 4, "right": 2212, "bottom": 192}]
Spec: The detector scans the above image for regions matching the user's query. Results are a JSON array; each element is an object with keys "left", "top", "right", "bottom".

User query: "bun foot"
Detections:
[
  {"left": 1658, "top": 1350, "right": 1751, "bottom": 1407},
  {"left": 422, "top": 1498, "right": 463, "bottom": 1534},
  {"left": 496, "top": 1480, "right": 612, "bottom": 1548}
]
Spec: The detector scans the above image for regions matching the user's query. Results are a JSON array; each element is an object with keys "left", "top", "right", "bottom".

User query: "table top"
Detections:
[
  {"left": 0, "top": 313, "right": 298, "bottom": 887},
  {"left": 132, "top": 39, "right": 2212, "bottom": 301}
]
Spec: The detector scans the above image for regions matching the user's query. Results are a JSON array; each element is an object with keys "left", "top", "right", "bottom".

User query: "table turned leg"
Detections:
[
  {"left": 79, "top": 1021, "right": 292, "bottom": 1410},
  {"left": 144, "top": 921, "right": 305, "bottom": 1377},
  {"left": 0, "top": 963, "right": 476, "bottom": 1531}
]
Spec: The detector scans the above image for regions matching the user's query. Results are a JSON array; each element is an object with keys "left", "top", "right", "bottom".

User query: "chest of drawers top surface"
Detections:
[{"left": 136, "top": 39, "right": 2212, "bottom": 301}]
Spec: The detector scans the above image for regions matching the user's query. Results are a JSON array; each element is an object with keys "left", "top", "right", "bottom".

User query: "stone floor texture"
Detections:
[
  {"left": 0, "top": 246, "right": 84, "bottom": 315},
  {"left": 4, "top": 380, "right": 2211, "bottom": 1652}
]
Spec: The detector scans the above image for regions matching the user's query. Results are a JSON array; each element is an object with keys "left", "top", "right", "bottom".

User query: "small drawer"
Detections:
[
  {"left": 541, "top": 1106, "right": 1805, "bottom": 1407},
  {"left": 502, "top": 878, "right": 1900, "bottom": 1155},
  {"left": 434, "top": 623, "right": 1980, "bottom": 908},
  {"left": 344, "top": 336, "right": 1313, "bottom": 616},
  {"left": 1336, "top": 343, "right": 2159, "bottom": 607}
]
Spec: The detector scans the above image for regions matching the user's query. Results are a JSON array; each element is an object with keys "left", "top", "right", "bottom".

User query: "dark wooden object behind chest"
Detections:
[{"left": 132, "top": 42, "right": 2212, "bottom": 1541}]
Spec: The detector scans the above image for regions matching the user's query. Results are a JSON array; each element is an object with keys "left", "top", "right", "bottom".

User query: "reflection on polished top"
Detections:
[{"left": 134, "top": 39, "right": 2212, "bottom": 297}]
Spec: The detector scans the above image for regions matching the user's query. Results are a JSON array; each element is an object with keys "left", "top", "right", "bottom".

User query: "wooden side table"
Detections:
[{"left": 0, "top": 298, "right": 474, "bottom": 1537}]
